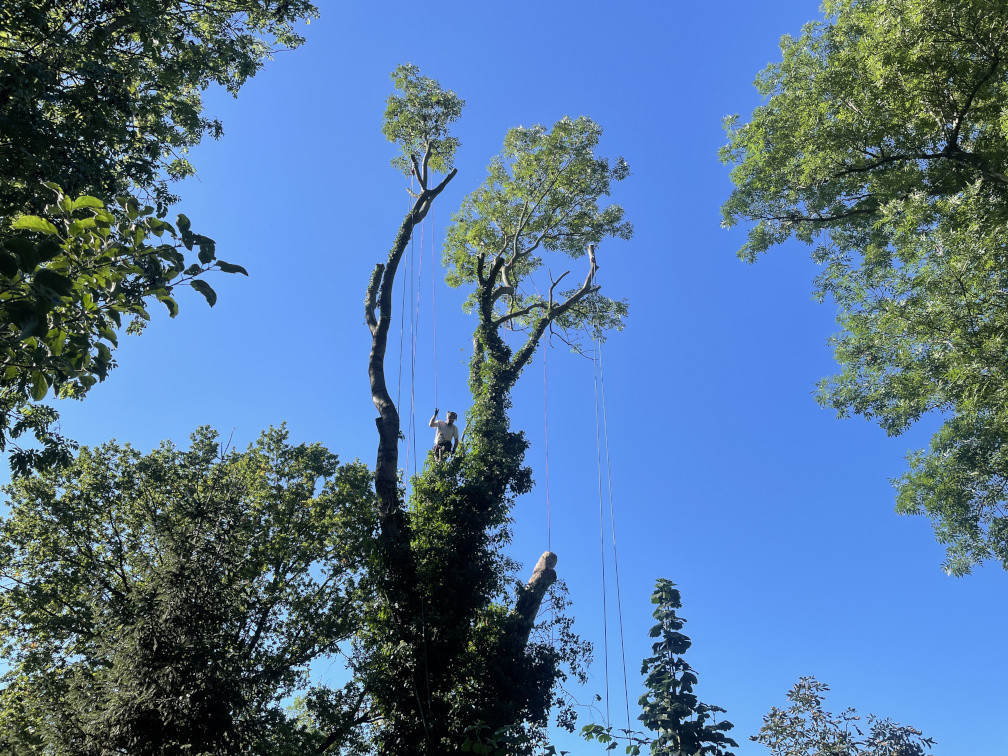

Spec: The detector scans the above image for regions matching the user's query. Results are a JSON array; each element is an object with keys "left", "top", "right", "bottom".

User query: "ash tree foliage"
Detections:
[
  {"left": 0, "top": 426, "right": 375, "bottom": 755},
  {"left": 582, "top": 580, "right": 737, "bottom": 756},
  {"left": 0, "top": 0, "right": 306, "bottom": 473},
  {"left": 721, "top": 0, "right": 1008, "bottom": 575},
  {"left": 753, "top": 678, "right": 933, "bottom": 756}
]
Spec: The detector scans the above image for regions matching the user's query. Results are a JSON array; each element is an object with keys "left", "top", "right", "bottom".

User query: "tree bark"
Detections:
[
  {"left": 513, "top": 551, "right": 557, "bottom": 647},
  {"left": 365, "top": 167, "right": 457, "bottom": 518}
]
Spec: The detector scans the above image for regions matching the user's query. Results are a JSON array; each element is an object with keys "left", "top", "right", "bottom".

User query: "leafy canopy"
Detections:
[
  {"left": 0, "top": 0, "right": 318, "bottom": 215},
  {"left": 0, "top": 426, "right": 374, "bottom": 756},
  {"left": 720, "top": 0, "right": 1008, "bottom": 575},
  {"left": 0, "top": 184, "right": 245, "bottom": 475},
  {"left": 754, "top": 677, "right": 933, "bottom": 756},
  {"left": 381, "top": 63, "right": 465, "bottom": 177},
  {"left": 445, "top": 115, "right": 631, "bottom": 347}
]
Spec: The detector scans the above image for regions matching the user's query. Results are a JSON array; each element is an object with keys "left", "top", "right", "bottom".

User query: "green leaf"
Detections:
[
  {"left": 36, "top": 239, "right": 62, "bottom": 264},
  {"left": 30, "top": 370, "right": 48, "bottom": 401},
  {"left": 71, "top": 196, "right": 104, "bottom": 211},
  {"left": 12, "top": 216, "right": 58, "bottom": 235},
  {"left": 159, "top": 295, "right": 179, "bottom": 318},
  {"left": 33, "top": 269, "right": 74, "bottom": 297},
  {"left": 190, "top": 279, "right": 217, "bottom": 307},
  {"left": 0, "top": 252, "right": 18, "bottom": 277},
  {"left": 176, "top": 213, "right": 191, "bottom": 232},
  {"left": 196, "top": 235, "right": 216, "bottom": 264},
  {"left": 216, "top": 260, "right": 248, "bottom": 276}
]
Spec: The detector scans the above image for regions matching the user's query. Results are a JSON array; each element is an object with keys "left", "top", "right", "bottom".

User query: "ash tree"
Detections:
[
  {"left": 754, "top": 678, "right": 932, "bottom": 756},
  {"left": 0, "top": 64, "right": 634, "bottom": 755},
  {"left": 353, "top": 63, "right": 631, "bottom": 754},
  {"left": 721, "top": 0, "right": 1008, "bottom": 575}
]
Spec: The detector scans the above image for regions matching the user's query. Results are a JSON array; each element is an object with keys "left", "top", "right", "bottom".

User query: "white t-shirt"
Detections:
[{"left": 433, "top": 420, "right": 459, "bottom": 446}]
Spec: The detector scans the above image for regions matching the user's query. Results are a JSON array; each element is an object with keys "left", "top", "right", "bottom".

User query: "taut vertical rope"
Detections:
[
  {"left": 594, "top": 338, "right": 611, "bottom": 726},
  {"left": 598, "top": 338, "right": 631, "bottom": 737}
]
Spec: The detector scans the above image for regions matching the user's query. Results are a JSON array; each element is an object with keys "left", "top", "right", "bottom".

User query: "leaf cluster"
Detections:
[
  {"left": 720, "top": 0, "right": 1008, "bottom": 573},
  {"left": 0, "top": 0, "right": 318, "bottom": 217},
  {"left": 0, "top": 184, "right": 245, "bottom": 476},
  {"left": 381, "top": 63, "right": 465, "bottom": 177},
  {"left": 444, "top": 115, "right": 631, "bottom": 349},
  {"left": 581, "top": 580, "right": 736, "bottom": 756},
  {"left": 753, "top": 677, "right": 933, "bottom": 756}
]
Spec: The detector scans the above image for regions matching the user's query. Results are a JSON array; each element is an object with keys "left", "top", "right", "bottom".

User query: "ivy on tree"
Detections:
[
  {"left": 355, "top": 64, "right": 630, "bottom": 753},
  {"left": 721, "top": 0, "right": 1008, "bottom": 575}
]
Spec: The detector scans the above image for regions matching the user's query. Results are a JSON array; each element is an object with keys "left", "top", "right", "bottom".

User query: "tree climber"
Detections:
[{"left": 429, "top": 408, "right": 459, "bottom": 461}]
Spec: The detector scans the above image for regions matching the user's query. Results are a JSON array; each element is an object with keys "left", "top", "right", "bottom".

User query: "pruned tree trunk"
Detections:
[{"left": 365, "top": 162, "right": 456, "bottom": 519}]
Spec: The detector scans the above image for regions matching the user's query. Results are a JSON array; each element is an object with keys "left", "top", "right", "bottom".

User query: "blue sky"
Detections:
[{"left": 45, "top": 1, "right": 1006, "bottom": 752}]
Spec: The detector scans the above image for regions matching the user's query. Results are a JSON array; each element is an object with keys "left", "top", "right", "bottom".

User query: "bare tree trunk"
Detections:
[{"left": 365, "top": 167, "right": 456, "bottom": 519}]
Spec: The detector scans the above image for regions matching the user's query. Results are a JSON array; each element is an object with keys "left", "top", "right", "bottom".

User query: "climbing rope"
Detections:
[
  {"left": 593, "top": 338, "right": 611, "bottom": 725},
  {"left": 431, "top": 202, "right": 438, "bottom": 409},
  {"left": 597, "top": 338, "right": 631, "bottom": 737},
  {"left": 542, "top": 338, "right": 552, "bottom": 553}
]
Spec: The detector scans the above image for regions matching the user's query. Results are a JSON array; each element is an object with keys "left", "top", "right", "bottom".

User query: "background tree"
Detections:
[
  {"left": 720, "top": 0, "right": 1008, "bottom": 575},
  {"left": 1, "top": 185, "right": 245, "bottom": 474},
  {"left": 354, "top": 64, "right": 630, "bottom": 754},
  {"left": 0, "top": 0, "right": 309, "bottom": 472},
  {"left": 753, "top": 677, "right": 933, "bottom": 756},
  {"left": 0, "top": 426, "right": 374, "bottom": 755},
  {"left": 582, "top": 579, "right": 737, "bottom": 756}
]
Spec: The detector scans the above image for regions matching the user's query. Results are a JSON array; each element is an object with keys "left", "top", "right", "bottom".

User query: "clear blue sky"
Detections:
[{"left": 46, "top": 1, "right": 1005, "bottom": 752}]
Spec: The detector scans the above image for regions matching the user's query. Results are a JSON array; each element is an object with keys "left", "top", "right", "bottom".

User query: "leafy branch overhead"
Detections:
[
  {"left": 382, "top": 63, "right": 465, "bottom": 178},
  {"left": 444, "top": 115, "right": 632, "bottom": 363},
  {"left": 0, "top": 185, "right": 246, "bottom": 474},
  {"left": 720, "top": 0, "right": 1008, "bottom": 575},
  {"left": 0, "top": 0, "right": 319, "bottom": 217}
]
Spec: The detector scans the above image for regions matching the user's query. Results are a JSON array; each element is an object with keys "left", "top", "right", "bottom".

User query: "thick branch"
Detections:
[
  {"left": 512, "top": 551, "right": 557, "bottom": 647},
  {"left": 507, "top": 245, "right": 598, "bottom": 380},
  {"left": 368, "top": 169, "right": 458, "bottom": 515}
]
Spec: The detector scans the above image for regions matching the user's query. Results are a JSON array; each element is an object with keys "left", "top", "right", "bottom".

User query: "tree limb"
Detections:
[
  {"left": 511, "top": 551, "right": 557, "bottom": 647},
  {"left": 507, "top": 245, "right": 598, "bottom": 381},
  {"left": 367, "top": 168, "right": 457, "bottom": 516}
]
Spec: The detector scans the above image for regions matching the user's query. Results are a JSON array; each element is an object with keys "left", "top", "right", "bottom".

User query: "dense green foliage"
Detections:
[
  {"left": 721, "top": 0, "right": 1008, "bottom": 575},
  {"left": 0, "top": 184, "right": 245, "bottom": 474},
  {"left": 582, "top": 580, "right": 736, "bottom": 756},
  {"left": 0, "top": 426, "right": 373, "bottom": 755},
  {"left": 753, "top": 677, "right": 932, "bottom": 756},
  {"left": 0, "top": 0, "right": 318, "bottom": 216},
  {"left": 0, "top": 0, "right": 304, "bottom": 473},
  {"left": 445, "top": 115, "right": 631, "bottom": 349}
]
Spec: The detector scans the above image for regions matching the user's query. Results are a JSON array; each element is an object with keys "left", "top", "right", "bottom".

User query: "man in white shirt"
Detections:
[{"left": 429, "top": 408, "right": 459, "bottom": 461}]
